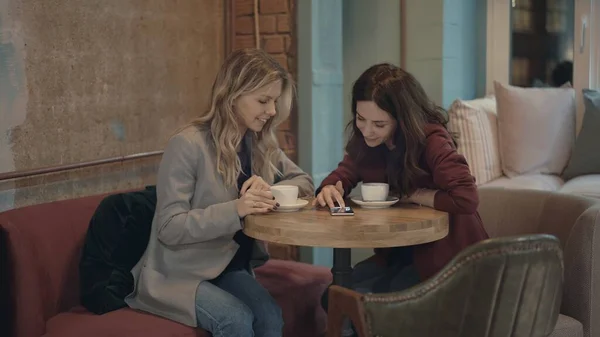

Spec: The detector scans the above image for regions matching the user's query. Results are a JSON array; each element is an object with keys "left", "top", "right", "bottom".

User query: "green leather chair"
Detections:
[{"left": 326, "top": 234, "right": 563, "bottom": 337}]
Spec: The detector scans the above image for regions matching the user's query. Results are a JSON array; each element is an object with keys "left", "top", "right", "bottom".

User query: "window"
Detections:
[
  {"left": 486, "top": 0, "right": 599, "bottom": 131},
  {"left": 508, "top": 0, "right": 573, "bottom": 87}
]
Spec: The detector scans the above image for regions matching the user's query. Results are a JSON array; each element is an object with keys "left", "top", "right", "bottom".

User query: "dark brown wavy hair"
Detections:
[{"left": 346, "top": 63, "right": 451, "bottom": 197}]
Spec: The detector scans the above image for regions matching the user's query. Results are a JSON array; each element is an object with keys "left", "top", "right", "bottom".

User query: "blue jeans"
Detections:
[{"left": 195, "top": 269, "right": 283, "bottom": 337}]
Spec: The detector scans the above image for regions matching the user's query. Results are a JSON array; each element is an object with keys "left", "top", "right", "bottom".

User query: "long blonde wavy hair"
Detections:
[{"left": 185, "top": 48, "right": 293, "bottom": 189}]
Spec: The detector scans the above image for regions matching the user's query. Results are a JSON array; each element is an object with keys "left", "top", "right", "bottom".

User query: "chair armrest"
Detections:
[
  {"left": 326, "top": 286, "right": 369, "bottom": 337},
  {"left": 561, "top": 205, "right": 600, "bottom": 337}
]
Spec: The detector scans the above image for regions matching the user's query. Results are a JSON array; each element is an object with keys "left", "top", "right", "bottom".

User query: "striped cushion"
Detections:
[{"left": 448, "top": 96, "right": 502, "bottom": 185}]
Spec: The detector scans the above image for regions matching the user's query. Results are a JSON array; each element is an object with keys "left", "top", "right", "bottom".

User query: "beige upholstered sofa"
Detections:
[
  {"left": 478, "top": 187, "right": 600, "bottom": 337},
  {"left": 448, "top": 84, "right": 600, "bottom": 199}
]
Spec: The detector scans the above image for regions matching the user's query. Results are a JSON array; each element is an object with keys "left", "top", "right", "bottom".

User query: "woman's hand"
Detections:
[
  {"left": 240, "top": 175, "right": 271, "bottom": 196},
  {"left": 313, "top": 181, "right": 345, "bottom": 208},
  {"left": 236, "top": 189, "right": 279, "bottom": 218}
]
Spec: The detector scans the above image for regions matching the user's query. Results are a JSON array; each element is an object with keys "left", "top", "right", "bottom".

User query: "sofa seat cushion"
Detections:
[
  {"left": 43, "top": 306, "right": 205, "bottom": 337},
  {"left": 548, "top": 314, "right": 583, "bottom": 337},
  {"left": 44, "top": 259, "right": 331, "bottom": 337},
  {"left": 481, "top": 174, "right": 564, "bottom": 191},
  {"left": 560, "top": 174, "right": 600, "bottom": 199}
]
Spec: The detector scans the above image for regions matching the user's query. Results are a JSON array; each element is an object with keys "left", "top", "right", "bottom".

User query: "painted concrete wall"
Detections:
[
  {"left": 342, "top": 0, "right": 402, "bottom": 125},
  {"left": 442, "top": 0, "right": 478, "bottom": 107},
  {"left": 404, "top": 0, "right": 445, "bottom": 105},
  {"left": 0, "top": 0, "right": 224, "bottom": 212},
  {"left": 404, "top": 0, "right": 485, "bottom": 108},
  {"left": 475, "top": 1, "right": 488, "bottom": 98},
  {"left": 297, "top": 0, "right": 344, "bottom": 186}
]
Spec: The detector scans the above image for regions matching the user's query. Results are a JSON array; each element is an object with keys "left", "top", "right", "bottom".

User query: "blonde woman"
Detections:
[{"left": 125, "top": 48, "right": 314, "bottom": 337}]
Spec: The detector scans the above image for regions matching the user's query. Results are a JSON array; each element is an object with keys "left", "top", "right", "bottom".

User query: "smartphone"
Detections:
[{"left": 330, "top": 206, "right": 355, "bottom": 216}]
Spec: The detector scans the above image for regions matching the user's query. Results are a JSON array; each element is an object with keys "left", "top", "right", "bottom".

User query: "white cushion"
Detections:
[
  {"left": 447, "top": 95, "right": 502, "bottom": 185},
  {"left": 494, "top": 81, "right": 576, "bottom": 178},
  {"left": 560, "top": 175, "right": 600, "bottom": 199},
  {"left": 481, "top": 174, "right": 564, "bottom": 191}
]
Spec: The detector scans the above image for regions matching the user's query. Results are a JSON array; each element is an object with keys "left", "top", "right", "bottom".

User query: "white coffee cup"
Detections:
[
  {"left": 361, "top": 183, "right": 389, "bottom": 202},
  {"left": 270, "top": 185, "right": 299, "bottom": 206}
]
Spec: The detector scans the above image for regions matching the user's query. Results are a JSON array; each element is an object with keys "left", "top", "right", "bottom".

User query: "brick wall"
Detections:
[{"left": 233, "top": 0, "right": 298, "bottom": 163}]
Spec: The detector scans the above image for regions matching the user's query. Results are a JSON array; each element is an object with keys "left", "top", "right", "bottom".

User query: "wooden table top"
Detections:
[{"left": 244, "top": 199, "right": 449, "bottom": 248}]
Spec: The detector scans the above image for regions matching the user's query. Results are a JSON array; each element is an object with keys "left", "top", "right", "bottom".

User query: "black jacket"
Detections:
[{"left": 79, "top": 186, "right": 156, "bottom": 314}]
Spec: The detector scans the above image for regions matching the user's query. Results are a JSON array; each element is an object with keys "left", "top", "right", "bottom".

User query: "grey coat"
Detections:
[{"left": 125, "top": 126, "right": 314, "bottom": 327}]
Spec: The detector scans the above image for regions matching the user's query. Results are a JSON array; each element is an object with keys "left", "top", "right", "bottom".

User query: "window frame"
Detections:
[{"left": 591, "top": 0, "right": 600, "bottom": 88}]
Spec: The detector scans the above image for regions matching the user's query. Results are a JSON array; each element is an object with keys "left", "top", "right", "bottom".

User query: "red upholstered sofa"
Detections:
[{"left": 0, "top": 191, "right": 331, "bottom": 337}]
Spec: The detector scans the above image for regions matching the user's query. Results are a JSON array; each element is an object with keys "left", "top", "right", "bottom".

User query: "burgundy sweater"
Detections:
[{"left": 319, "top": 124, "right": 489, "bottom": 281}]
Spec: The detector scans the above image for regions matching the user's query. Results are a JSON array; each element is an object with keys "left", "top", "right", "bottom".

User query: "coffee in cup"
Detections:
[
  {"left": 270, "top": 185, "right": 299, "bottom": 206},
  {"left": 360, "top": 183, "right": 389, "bottom": 202}
]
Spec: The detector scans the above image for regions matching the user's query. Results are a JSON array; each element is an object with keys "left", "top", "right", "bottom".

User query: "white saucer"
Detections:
[
  {"left": 351, "top": 196, "right": 400, "bottom": 209},
  {"left": 274, "top": 199, "right": 309, "bottom": 212}
]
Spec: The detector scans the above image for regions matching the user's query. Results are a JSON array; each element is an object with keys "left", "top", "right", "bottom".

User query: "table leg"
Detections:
[
  {"left": 332, "top": 248, "right": 353, "bottom": 287},
  {"left": 331, "top": 248, "right": 354, "bottom": 336}
]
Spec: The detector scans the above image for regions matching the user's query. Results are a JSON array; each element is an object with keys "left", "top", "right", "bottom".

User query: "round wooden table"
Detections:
[{"left": 244, "top": 199, "right": 449, "bottom": 288}]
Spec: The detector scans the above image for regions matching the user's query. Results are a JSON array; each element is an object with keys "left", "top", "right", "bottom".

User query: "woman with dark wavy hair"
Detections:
[{"left": 314, "top": 63, "right": 489, "bottom": 310}]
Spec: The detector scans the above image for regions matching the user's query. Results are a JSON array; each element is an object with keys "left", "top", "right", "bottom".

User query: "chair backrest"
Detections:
[
  {"left": 361, "top": 234, "right": 563, "bottom": 337},
  {"left": 0, "top": 192, "right": 114, "bottom": 337}
]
